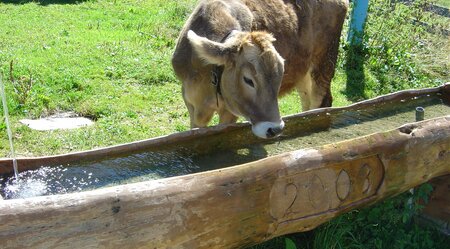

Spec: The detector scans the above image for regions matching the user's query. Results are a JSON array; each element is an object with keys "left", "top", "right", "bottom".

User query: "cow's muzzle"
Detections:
[{"left": 251, "top": 120, "right": 285, "bottom": 139}]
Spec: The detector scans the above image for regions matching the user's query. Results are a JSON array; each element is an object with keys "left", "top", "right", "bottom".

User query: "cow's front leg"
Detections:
[
  {"left": 185, "top": 100, "right": 215, "bottom": 128},
  {"left": 182, "top": 79, "right": 217, "bottom": 128},
  {"left": 296, "top": 69, "right": 332, "bottom": 111},
  {"left": 296, "top": 70, "right": 316, "bottom": 111},
  {"left": 218, "top": 107, "right": 238, "bottom": 125}
]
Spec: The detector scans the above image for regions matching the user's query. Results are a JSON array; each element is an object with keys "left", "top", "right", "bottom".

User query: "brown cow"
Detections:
[{"left": 172, "top": 0, "right": 348, "bottom": 138}]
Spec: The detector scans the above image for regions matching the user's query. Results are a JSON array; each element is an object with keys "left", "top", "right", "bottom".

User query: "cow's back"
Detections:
[
  {"left": 239, "top": 0, "right": 348, "bottom": 94},
  {"left": 172, "top": 0, "right": 253, "bottom": 82}
]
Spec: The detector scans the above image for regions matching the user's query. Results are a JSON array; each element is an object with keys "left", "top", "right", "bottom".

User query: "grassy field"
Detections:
[
  {"left": 0, "top": 0, "right": 449, "bottom": 248},
  {"left": 0, "top": 0, "right": 348, "bottom": 156},
  {"left": 0, "top": 0, "right": 196, "bottom": 155}
]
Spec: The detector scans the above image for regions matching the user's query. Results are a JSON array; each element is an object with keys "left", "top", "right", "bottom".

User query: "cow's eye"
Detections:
[{"left": 243, "top": 76, "right": 254, "bottom": 88}]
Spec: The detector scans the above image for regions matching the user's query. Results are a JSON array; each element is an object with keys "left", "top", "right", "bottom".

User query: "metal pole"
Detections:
[
  {"left": 347, "top": 0, "right": 369, "bottom": 45},
  {"left": 415, "top": 107, "right": 425, "bottom": 121}
]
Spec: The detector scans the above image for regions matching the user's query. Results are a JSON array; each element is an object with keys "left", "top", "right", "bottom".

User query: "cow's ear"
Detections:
[{"left": 187, "top": 30, "right": 239, "bottom": 65}]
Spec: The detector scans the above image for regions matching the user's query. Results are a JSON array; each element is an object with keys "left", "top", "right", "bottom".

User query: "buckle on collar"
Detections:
[{"left": 211, "top": 65, "right": 224, "bottom": 95}]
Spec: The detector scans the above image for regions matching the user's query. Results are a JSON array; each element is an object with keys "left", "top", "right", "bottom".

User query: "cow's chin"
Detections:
[{"left": 251, "top": 120, "right": 285, "bottom": 139}]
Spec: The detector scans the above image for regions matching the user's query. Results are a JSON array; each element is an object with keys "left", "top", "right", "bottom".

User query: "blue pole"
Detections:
[{"left": 347, "top": 0, "right": 369, "bottom": 45}]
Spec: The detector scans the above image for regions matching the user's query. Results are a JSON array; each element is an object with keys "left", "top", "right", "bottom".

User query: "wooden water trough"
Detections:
[{"left": 0, "top": 84, "right": 449, "bottom": 249}]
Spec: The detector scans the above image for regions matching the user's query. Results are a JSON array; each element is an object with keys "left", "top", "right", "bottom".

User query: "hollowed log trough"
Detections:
[{"left": 0, "top": 84, "right": 449, "bottom": 249}]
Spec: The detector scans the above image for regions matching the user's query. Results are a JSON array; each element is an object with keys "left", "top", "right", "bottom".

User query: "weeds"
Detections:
[
  {"left": 326, "top": 184, "right": 448, "bottom": 249},
  {"left": 8, "top": 60, "right": 34, "bottom": 106},
  {"left": 342, "top": 0, "right": 448, "bottom": 100}
]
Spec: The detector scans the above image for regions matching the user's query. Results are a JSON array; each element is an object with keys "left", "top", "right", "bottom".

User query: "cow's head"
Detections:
[{"left": 187, "top": 30, "right": 285, "bottom": 139}]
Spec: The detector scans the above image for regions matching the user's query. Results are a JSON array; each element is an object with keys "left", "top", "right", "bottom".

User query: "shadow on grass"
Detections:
[
  {"left": 0, "top": 0, "right": 88, "bottom": 5},
  {"left": 344, "top": 43, "right": 367, "bottom": 102}
]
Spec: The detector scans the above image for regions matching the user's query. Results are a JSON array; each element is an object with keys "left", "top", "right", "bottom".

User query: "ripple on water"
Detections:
[{"left": 1, "top": 166, "right": 99, "bottom": 199}]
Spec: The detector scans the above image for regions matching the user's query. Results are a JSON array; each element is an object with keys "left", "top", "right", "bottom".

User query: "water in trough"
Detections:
[{"left": 1, "top": 93, "right": 449, "bottom": 199}]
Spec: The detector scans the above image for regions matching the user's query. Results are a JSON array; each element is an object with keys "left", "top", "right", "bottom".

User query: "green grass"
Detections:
[
  {"left": 0, "top": 0, "right": 194, "bottom": 155},
  {"left": 0, "top": 0, "right": 449, "bottom": 248},
  {"left": 3, "top": 0, "right": 446, "bottom": 157},
  {"left": 434, "top": 0, "right": 450, "bottom": 7}
]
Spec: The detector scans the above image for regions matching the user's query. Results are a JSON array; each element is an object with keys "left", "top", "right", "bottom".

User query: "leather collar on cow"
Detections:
[
  {"left": 211, "top": 65, "right": 224, "bottom": 96},
  {"left": 211, "top": 30, "right": 235, "bottom": 106}
]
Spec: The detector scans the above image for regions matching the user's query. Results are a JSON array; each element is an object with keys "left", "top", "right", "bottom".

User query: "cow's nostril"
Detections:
[
  {"left": 267, "top": 128, "right": 275, "bottom": 138},
  {"left": 266, "top": 127, "right": 282, "bottom": 138}
]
